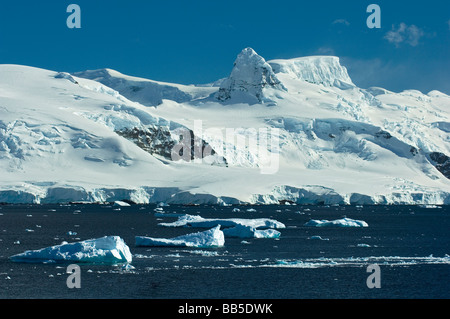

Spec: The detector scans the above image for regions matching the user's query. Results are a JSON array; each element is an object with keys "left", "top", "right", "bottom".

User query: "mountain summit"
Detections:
[{"left": 217, "top": 47, "right": 287, "bottom": 103}]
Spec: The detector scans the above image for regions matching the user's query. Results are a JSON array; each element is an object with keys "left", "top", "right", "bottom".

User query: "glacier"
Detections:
[
  {"left": 135, "top": 225, "right": 225, "bottom": 248},
  {"left": 9, "top": 236, "right": 132, "bottom": 264},
  {"left": 0, "top": 46, "right": 450, "bottom": 205}
]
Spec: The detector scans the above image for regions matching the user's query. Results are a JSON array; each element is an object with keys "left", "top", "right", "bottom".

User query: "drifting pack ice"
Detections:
[{"left": 10, "top": 236, "right": 132, "bottom": 264}]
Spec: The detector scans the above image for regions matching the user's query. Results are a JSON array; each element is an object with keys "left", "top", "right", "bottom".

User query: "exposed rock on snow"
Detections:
[
  {"left": 10, "top": 236, "right": 132, "bottom": 264},
  {"left": 115, "top": 126, "right": 176, "bottom": 160},
  {"left": 429, "top": 152, "right": 450, "bottom": 179},
  {"left": 135, "top": 225, "right": 225, "bottom": 248}
]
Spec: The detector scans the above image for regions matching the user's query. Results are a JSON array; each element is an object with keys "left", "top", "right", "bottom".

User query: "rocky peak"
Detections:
[{"left": 217, "top": 48, "right": 286, "bottom": 103}]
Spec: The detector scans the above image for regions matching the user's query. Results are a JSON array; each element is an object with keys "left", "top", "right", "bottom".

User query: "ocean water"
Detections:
[{"left": 0, "top": 204, "right": 448, "bottom": 299}]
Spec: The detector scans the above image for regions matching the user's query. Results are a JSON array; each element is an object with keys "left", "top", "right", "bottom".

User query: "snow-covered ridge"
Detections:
[
  {"left": 74, "top": 68, "right": 216, "bottom": 107},
  {"left": 269, "top": 56, "right": 354, "bottom": 89}
]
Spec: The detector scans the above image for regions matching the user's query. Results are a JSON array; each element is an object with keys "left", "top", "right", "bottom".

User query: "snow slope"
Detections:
[{"left": 1, "top": 47, "right": 449, "bottom": 205}]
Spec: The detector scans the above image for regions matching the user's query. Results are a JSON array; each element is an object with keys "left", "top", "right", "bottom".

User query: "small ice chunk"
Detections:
[
  {"left": 304, "top": 217, "right": 368, "bottom": 227},
  {"left": 135, "top": 225, "right": 225, "bottom": 248},
  {"left": 122, "top": 263, "right": 136, "bottom": 271},
  {"left": 157, "top": 202, "right": 169, "bottom": 207},
  {"left": 10, "top": 236, "right": 132, "bottom": 264}
]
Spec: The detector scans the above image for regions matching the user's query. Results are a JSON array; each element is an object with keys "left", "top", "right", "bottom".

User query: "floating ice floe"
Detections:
[
  {"left": 304, "top": 217, "right": 368, "bottom": 227},
  {"left": 222, "top": 224, "right": 281, "bottom": 239},
  {"left": 113, "top": 201, "right": 131, "bottom": 207},
  {"left": 309, "top": 235, "right": 329, "bottom": 240},
  {"left": 10, "top": 236, "right": 132, "bottom": 264},
  {"left": 135, "top": 225, "right": 225, "bottom": 248},
  {"left": 154, "top": 212, "right": 185, "bottom": 218},
  {"left": 158, "top": 214, "right": 285, "bottom": 229},
  {"left": 418, "top": 204, "right": 441, "bottom": 209}
]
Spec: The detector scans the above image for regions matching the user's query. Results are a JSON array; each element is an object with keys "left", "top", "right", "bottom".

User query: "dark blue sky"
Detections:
[{"left": 0, "top": 0, "right": 449, "bottom": 94}]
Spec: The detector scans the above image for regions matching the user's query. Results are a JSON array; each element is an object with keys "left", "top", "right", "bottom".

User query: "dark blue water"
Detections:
[{"left": 0, "top": 204, "right": 448, "bottom": 299}]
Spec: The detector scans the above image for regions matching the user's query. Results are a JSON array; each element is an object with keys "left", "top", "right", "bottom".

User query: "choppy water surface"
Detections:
[{"left": 0, "top": 204, "right": 448, "bottom": 299}]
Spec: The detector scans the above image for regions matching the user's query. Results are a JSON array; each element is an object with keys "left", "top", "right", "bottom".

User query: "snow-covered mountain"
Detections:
[{"left": 1, "top": 48, "right": 449, "bottom": 205}]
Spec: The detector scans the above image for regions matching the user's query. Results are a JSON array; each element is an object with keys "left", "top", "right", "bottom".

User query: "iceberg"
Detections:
[
  {"left": 158, "top": 214, "right": 286, "bottom": 229},
  {"left": 135, "top": 225, "right": 225, "bottom": 248},
  {"left": 304, "top": 217, "right": 368, "bottom": 227},
  {"left": 10, "top": 236, "right": 132, "bottom": 264},
  {"left": 222, "top": 224, "right": 281, "bottom": 239}
]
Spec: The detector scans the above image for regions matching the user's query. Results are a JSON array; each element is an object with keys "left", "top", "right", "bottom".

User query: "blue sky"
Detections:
[{"left": 0, "top": 0, "right": 449, "bottom": 94}]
